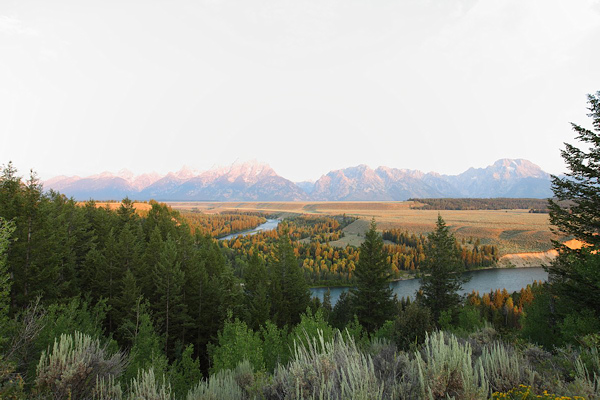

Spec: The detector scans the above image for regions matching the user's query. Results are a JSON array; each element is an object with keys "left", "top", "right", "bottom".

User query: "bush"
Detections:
[
  {"left": 128, "top": 368, "right": 172, "bottom": 400},
  {"left": 186, "top": 367, "right": 243, "bottom": 400},
  {"left": 267, "top": 330, "right": 384, "bottom": 399},
  {"left": 413, "top": 331, "right": 488, "bottom": 399},
  {"left": 208, "top": 317, "right": 264, "bottom": 373},
  {"left": 260, "top": 321, "right": 288, "bottom": 372},
  {"left": 479, "top": 341, "right": 535, "bottom": 393},
  {"left": 35, "top": 331, "right": 125, "bottom": 399},
  {"left": 393, "top": 302, "right": 433, "bottom": 350}
]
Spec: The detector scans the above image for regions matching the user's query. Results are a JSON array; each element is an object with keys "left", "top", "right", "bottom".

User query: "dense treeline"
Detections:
[
  {"left": 383, "top": 229, "right": 499, "bottom": 270},
  {"left": 410, "top": 197, "right": 550, "bottom": 210},
  {"left": 181, "top": 211, "right": 267, "bottom": 238},
  {"left": 0, "top": 163, "right": 313, "bottom": 395}
]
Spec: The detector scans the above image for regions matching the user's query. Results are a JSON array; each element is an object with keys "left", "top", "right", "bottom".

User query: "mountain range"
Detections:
[{"left": 43, "top": 159, "right": 554, "bottom": 201}]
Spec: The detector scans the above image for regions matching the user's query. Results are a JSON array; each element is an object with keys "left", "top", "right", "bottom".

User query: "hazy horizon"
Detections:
[{"left": 2, "top": 0, "right": 600, "bottom": 182}]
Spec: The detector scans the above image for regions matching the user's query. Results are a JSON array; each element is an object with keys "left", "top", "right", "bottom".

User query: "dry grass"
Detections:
[
  {"left": 78, "top": 201, "right": 153, "bottom": 216},
  {"left": 167, "top": 202, "right": 557, "bottom": 255}
]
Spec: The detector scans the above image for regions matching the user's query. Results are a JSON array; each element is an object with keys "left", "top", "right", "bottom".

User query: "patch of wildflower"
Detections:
[{"left": 492, "top": 384, "right": 586, "bottom": 400}]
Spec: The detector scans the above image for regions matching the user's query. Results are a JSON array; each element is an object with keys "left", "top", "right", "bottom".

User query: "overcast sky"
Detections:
[{"left": 1, "top": 0, "right": 599, "bottom": 182}]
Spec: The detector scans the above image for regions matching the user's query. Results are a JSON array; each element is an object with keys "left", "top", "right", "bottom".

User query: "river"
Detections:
[
  {"left": 218, "top": 219, "right": 281, "bottom": 240},
  {"left": 310, "top": 267, "right": 548, "bottom": 306}
]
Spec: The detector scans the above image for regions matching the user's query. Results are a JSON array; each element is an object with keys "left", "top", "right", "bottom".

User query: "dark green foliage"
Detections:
[
  {"left": 350, "top": 219, "right": 395, "bottom": 333},
  {"left": 269, "top": 233, "right": 310, "bottom": 327},
  {"left": 420, "top": 215, "right": 469, "bottom": 323},
  {"left": 548, "top": 91, "right": 600, "bottom": 252},
  {"left": 0, "top": 217, "right": 15, "bottom": 340},
  {"left": 152, "top": 235, "right": 186, "bottom": 357},
  {"left": 548, "top": 91, "right": 600, "bottom": 316},
  {"left": 329, "top": 291, "right": 353, "bottom": 330},
  {"left": 243, "top": 250, "right": 270, "bottom": 330},
  {"left": 122, "top": 302, "right": 167, "bottom": 386},
  {"left": 393, "top": 302, "right": 434, "bottom": 350},
  {"left": 168, "top": 344, "right": 202, "bottom": 399},
  {"left": 409, "top": 197, "right": 550, "bottom": 210},
  {"left": 520, "top": 287, "right": 560, "bottom": 349},
  {"left": 545, "top": 91, "right": 600, "bottom": 346}
]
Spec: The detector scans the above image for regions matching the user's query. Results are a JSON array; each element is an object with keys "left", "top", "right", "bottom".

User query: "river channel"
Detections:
[
  {"left": 218, "top": 219, "right": 281, "bottom": 240},
  {"left": 310, "top": 267, "right": 548, "bottom": 306}
]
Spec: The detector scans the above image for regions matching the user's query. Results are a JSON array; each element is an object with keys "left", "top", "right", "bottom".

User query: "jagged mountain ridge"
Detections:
[{"left": 44, "top": 159, "right": 554, "bottom": 201}]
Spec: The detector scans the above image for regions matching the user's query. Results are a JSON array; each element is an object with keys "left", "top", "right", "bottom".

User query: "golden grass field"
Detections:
[
  {"left": 90, "top": 202, "right": 153, "bottom": 212},
  {"left": 168, "top": 201, "right": 557, "bottom": 255}
]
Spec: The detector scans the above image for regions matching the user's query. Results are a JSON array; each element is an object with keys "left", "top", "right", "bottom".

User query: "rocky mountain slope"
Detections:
[{"left": 44, "top": 159, "right": 553, "bottom": 201}]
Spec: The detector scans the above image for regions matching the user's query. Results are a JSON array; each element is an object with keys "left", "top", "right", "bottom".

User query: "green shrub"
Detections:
[
  {"left": 128, "top": 368, "right": 172, "bottom": 400},
  {"left": 267, "top": 330, "right": 384, "bottom": 399},
  {"left": 186, "top": 367, "right": 243, "bottom": 400},
  {"left": 479, "top": 341, "right": 535, "bottom": 393},
  {"left": 393, "top": 302, "right": 434, "bottom": 350},
  {"left": 208, "top": 317, "right": 264, "bottom": 373},
  {"left": 35, "top": 331, "right": 125, "bottom": 399},
  {"left": 260, "top": 321, "right": 288, "bottom": 372},
  {"left": 413, "top": 331, "right": 488, "bottom": 399}
]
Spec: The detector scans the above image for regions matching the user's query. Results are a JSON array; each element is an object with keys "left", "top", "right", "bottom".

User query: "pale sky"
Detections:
[{"left": 1, "top": 0, "right": 599, "bottom": 182}]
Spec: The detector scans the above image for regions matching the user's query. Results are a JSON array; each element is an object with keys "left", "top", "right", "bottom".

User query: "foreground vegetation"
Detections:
[{"left": 0, "top": 91, "right": 599, "bottom": 399}]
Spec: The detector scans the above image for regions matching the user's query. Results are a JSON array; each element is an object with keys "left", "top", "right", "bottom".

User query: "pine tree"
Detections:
[
  {"left": 269, "top": 233, "right": 310, "bottom": 327},
  {"left": 152, "top": 235, "right": 186, "bottom": 356},
  {"left": 350, "top": 219, "right": 395, "bottom": 333},
  {"left": 114, "top": 268, "right": 142, "bottom": 344},
  {"left": 244, "top": 250, "right": 271, "bottom": 330},
  {"left": 548, "top": 90, "right": 600, "bottom": 317},
  {"left": 420, "top": 215, "right": 468, "bottom": 323},
  {"left": 0, "top": 217, "right": 15, "bottom": 340}
]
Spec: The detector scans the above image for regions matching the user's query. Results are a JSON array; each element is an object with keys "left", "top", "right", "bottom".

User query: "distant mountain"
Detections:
[
  {"left": 311, "top": 165, "right": 466, "bottom": 201},
  {"left": 442, "top": 159, "right": 553, "bottom": 198},
  {"left": 295, "top": 181, "right": 316, "bottom": 195},
  {"left": 147, "top": 161, "right": 308, "bottom": 201},
  {"left": 43, "top": 159, "right": 554, "bottom": 201}
]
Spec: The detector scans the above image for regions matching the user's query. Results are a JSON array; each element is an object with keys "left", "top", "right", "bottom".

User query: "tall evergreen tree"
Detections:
[
  {"left": 244, "top": 250, "right": 270, "bottom": 330},
  {"left": 152, "top": 235, "right": 186, "bottom": 356},
  {"left": 269, "top": 233, "right": 310, "bottom": 327},
  {"left": 420, "top": 215, "right": 468, "bottom": 323},
  {"left": 0, "top": 217, "right": 15, "bottom": 337},
  {"left": 350, "top": 219, "right": 395, "bottom": 333},
  {"left": 548, "top": 90, "right": 600, "bottom": 316}
]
